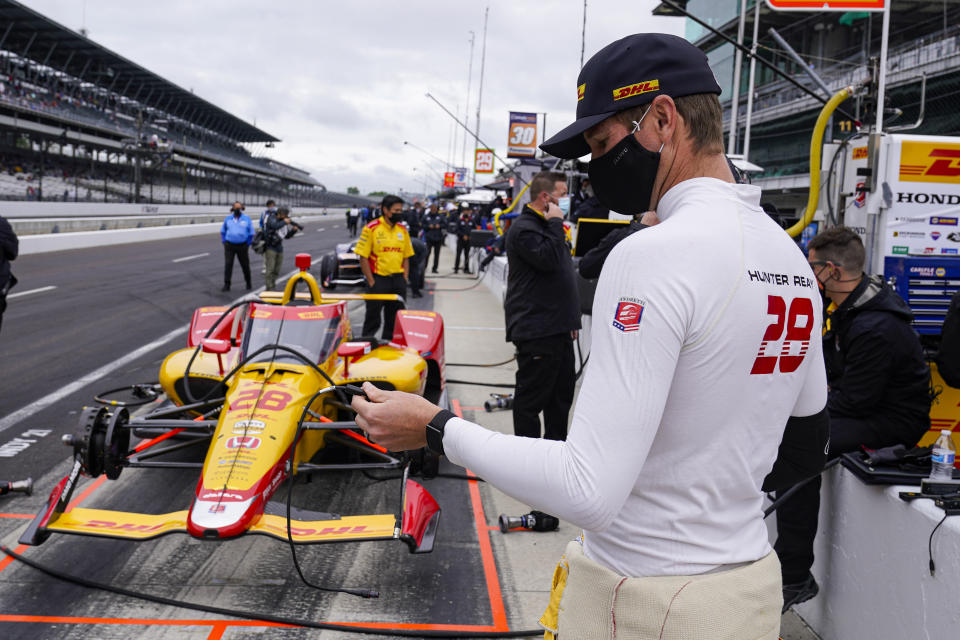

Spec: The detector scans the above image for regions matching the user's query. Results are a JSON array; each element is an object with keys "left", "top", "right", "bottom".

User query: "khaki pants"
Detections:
[
  {"left": 264, "top": 249, "right": 283, "bottom": 290},
  {"left": 541, "top": 540, "right": 782, "bottom": 640}
]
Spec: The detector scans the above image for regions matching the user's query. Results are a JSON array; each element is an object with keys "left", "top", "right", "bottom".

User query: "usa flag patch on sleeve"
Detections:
[{"left": 613, "top": 297, "right": 644, "bottom": 332}]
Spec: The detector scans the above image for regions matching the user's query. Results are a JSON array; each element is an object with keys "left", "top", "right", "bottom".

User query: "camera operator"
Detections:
[{"left": 262, "top": 206, "right": 303, "bottom": 291}]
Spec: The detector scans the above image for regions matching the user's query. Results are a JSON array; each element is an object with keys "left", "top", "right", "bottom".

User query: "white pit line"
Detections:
[
  {"left": 172, "top": 252, "right": 210, "bottom": 263},
  {"left": 7, "top": 285, "right": 57, "bottom": 299}
]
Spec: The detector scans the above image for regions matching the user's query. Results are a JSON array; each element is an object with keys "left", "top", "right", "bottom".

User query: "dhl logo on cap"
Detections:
[
  {"left": 577, "top": 83, "right": 585, "bottom": 102},
  {"left": 613, "top": 79, "right": 660, "bottom": 101}
]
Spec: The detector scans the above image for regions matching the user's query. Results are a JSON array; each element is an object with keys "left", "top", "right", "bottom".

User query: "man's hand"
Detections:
[
  {"left": 544, "top": 203, "right": 564, "bottom": 220},
  {"left": 351, "top": 382, "right": 441, "bottom": 451}
]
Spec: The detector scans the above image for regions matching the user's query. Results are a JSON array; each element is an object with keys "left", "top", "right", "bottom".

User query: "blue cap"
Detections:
[{"left": 540, "top": 33, "right": 722, "bottom": 159}]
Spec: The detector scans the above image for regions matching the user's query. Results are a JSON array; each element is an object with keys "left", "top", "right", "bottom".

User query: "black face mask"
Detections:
[{"left": 587, "top": 132, "right": 661, "bottom": 216}]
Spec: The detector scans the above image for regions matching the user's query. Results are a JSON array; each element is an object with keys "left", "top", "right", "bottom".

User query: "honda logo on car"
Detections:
[{"left": 226, "top": 436, "right": 261, "bottom": 450}]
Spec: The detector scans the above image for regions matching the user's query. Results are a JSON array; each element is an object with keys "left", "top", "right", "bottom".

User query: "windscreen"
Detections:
[{"left": 243, "top": 306, "right": 342, "bottom": 365}]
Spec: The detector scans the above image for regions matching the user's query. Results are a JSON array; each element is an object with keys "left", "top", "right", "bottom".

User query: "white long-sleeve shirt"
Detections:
[{"left": 444, "top": 178, "right": 827, "bottom": 578}]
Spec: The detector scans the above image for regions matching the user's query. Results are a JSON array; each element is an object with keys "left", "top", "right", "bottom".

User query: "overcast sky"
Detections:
[{"left": 21, "top": 0, "right": 684, "bottom": 196}]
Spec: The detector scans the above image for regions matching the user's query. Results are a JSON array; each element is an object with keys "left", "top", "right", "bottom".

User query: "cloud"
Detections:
[{"left": 20, "top": 0, "right": 684, "bottom": 193}]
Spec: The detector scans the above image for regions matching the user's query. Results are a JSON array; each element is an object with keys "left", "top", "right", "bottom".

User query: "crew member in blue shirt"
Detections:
[{"left": 220, "top": 201, "right": 254, "bottom": 292}]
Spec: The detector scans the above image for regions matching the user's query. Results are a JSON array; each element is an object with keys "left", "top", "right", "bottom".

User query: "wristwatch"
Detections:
[{"left": 426, "top": 409, "right": 455, "bottom": 456}]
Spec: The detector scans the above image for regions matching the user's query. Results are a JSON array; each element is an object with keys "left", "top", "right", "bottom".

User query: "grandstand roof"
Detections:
[{"left": 0, "top": 0, "right": 279, "bottom": 143}]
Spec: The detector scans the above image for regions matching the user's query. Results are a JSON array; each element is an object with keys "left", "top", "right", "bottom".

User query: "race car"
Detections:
[
  {"left": 20, "top": 254, "right": 446, "bottom": 555},
  {"left": 319, "top": 241, "right": 365, "bottom": 289}
]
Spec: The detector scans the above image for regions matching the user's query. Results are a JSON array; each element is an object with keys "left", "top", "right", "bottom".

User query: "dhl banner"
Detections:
[
  {"left": 766, "top": 0, "right": 884, "bottom": 10},
  {"left": 507, "top": 112, "right": 537, "bottom": 158},
  {"left": 899, "top": 141, "right": 960, "bottom": 185},
  {"left": 885, "top": 139, "right": 960, "bottom": 258}
]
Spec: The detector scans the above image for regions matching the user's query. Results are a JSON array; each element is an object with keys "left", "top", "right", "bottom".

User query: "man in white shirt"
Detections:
[{"left": 351, "top": 33, "right": 829, "bottom": 639}]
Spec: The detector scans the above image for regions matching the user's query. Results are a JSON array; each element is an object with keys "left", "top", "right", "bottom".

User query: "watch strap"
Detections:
[{"left": 426, "top": 409, "right": 455, "bottom": 456}]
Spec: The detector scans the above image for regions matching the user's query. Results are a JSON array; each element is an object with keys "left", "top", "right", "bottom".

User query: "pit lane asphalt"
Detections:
[{"left": 0, "top": 221, "right": 506, "bottom": 638}]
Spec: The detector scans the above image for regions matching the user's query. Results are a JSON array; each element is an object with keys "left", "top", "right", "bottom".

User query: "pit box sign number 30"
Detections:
[{"left": 475, "top": 149, "right": 495, "bottom": 174}]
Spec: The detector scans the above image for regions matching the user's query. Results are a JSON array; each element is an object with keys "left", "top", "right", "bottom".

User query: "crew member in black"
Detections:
[
  {"left": 0, "top": 214, "right": 19, "bottom": 336},
  {"left": 775, "top": 226, "right": 931, "bottom": 611},
  {"left": 453, "top": 206, "right": 474, "bottom": 274},
  {"left": 422, "top": 203, "right": 445, "bottom": 274},
  {"left": 505, "top": 171, "right": 581, "bottom": 442}
]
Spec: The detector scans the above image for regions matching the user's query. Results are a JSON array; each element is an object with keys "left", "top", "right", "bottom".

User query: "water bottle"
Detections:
[{"left": 930, "top": 430, "right": 956, "bottom": 480}]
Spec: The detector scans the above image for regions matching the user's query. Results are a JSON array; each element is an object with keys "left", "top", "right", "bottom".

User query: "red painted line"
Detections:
[
  {"left": 0, "top": 614, "right": 503, "bottom": 632},
  {"left": 452, "top": 397, "right": 510, "bottom": 631},
  {"left": 0, "top": 513, "right": 34, "bottom": 519},
  {"left": 66, "top": 474, "right": 107, "bottom": 512},
  {"left": 133, "top": 427, "right": 186, "bottom": 453},
  {"left": 0, "top": 544, "right": 28, "bottom": 575}
]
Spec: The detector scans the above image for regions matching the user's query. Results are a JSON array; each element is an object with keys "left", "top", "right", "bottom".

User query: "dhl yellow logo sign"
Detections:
[
  {"left": 899, "top": 141, "right": 960, "bottom": 184},
  {"left": 613, "top": 79, "right": 659, "bottom": 101},
  {"left": 852, "top": 146, "right": 868, "bottom": 160},
  {"left": 577, "top": 83, "right": 585, "bottom": 102}
]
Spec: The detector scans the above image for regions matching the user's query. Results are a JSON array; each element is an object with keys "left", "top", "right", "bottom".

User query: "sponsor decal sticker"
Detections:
[
  {"left": 853, "top": 181, "right": 866, "bottom": 208},
  {"left": 924, "top": 247, "right": 936, "bottom": 254},
  {"left": 899, "top": 141, "right": 960, "bottom": 184},
  {"left": 932, "top": 231, "right": 942, "bottom": 240},
  {"left": 612, "top": 297, "right": 644, "bottom": 332},
  {"left": 852, "top": 146, "right": 868, "bottom": 160},
  {"left": 232, "top": 419, "right": 266, "bottom": 434},
  {"left": 937, "top": 267, "right": 946, "bottom": 277},
  {"left": 226, "top": 436, "right": 261, "bottom": 450},
  {"left": 892, "top": 245, "right": 909, "bottom": 254},
  {"left": 942, "top": 248, "right": 958, "bottom": 255},
  {"left": 910, "top": 266, "right": 937, "bottom": 276},
  {"left": 892, "top": 231, "right": 925, "bottom": 238},
  {"left": 612, "top": 79, "right": 660, "bottom": 101},
  {"left": 931, "top": 217, "right": 959, "bottom": 226}
]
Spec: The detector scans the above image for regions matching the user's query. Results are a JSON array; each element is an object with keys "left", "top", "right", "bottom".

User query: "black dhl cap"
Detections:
[{"left": 540, "top": 33, "right": 722, "bottom": 159}]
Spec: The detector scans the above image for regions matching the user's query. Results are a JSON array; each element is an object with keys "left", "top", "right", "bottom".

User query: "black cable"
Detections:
[
  {"left": 0, "top": 546, "right": 540, "bottom": 638},
  {"left": 446, "top": 378, "right": 515, "bottom": 389},
  {"left": 182, "top": 299, "right": 255, "bottom": 403},
  {"left": 447, "top": 356, "right": 516, "bottom": 368},
  {"left": 284, "top": 385, "right": 379, "bottom": 598},
  {"left": 928, "top": 512, "right": 949, "bottom": 576}
]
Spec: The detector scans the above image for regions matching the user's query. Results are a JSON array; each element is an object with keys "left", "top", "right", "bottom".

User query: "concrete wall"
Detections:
[
  {"left": 767, "top": 466, "right": 960, "bottom": 639},
  {"left": 0, "top": 202, "right": 333, "bottom": 219},
  {"left": 18, "top": 211, "right": 342, "bottom": 255}
]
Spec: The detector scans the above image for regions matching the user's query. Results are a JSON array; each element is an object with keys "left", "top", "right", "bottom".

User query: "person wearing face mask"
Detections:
[
  {"left": 355, "top": 194, "right": 414, "bottom": 339},
  {"left": 774, "top": 226, "right": 930, "bottom": 612},
  {"left": 503, "top": 170, "right": 581, "bottom": 445},
  {"left": 347, "top": 34, "right": 829, "bottom": 638},
  {"left": 220, "top": 201, "right": 254, "bottom": 292}
]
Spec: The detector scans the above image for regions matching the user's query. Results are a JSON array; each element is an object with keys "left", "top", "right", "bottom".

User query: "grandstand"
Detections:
[{"left": 0, "top": 0, "right": 372, "bottom": 207}]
